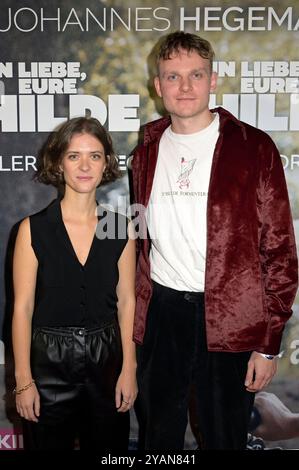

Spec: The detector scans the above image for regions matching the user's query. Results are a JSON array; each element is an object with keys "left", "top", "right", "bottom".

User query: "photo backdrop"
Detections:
[{"left": 0, "top": 0, "right": 298, "bottom": 450}]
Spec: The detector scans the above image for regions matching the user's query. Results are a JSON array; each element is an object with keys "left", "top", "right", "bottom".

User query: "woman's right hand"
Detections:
[{"left": 15, "top": 383, "right": 40, "bottom": 422}]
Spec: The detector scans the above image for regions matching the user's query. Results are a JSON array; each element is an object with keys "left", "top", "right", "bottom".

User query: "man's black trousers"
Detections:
[{"left": 136, "top": 281, "right": 254, "bottom": 450}]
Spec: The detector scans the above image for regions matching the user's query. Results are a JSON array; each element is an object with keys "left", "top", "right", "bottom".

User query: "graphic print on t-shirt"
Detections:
[{"left": 177, "top": 157, "right": 196, "bottom": 189}]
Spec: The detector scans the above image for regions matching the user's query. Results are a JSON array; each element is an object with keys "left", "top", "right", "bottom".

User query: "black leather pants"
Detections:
[{"left": 23, "top": 323, "right": 129, "bottom": 450}]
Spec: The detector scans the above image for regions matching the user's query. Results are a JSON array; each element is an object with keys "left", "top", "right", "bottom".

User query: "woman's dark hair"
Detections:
[{"left": 35, "top": 117, "right": 121, "bottom": 189}]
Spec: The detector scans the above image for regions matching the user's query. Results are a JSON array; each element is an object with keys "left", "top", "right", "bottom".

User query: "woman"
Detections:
[{"left": 12, "top": 117, "right": 137, "bottom": 450}]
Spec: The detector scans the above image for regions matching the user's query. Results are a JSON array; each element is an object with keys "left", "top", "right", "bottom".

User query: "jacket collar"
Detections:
[
  {"left": 143, "top": 115, "right": 171, "bottom": 145},
  {"left": 142, "top": 106, "right": 247, "bottom": 144},
  {"left": 214, "top": 106, "right": 247, "bottom": 140}
]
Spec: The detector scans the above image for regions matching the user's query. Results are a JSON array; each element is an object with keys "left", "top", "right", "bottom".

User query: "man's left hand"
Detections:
[{"left": 244, "top": 351, "right": 277, "bottom": 392}]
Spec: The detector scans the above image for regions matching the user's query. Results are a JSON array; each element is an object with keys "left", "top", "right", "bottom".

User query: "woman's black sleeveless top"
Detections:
[{"left": 29, "top": 198, "right": 128, "bottom": 327}]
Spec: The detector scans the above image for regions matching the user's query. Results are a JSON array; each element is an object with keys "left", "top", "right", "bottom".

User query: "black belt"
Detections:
[{"left": 152, "top": 280, "right": 204, "bottom": 303}]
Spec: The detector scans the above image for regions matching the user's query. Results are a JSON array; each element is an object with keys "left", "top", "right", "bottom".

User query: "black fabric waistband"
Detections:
[
  {"left": 152, "top": 280, "right": 204, "bottom": 303},
  {"left": 33, "top": 322, "right": 117, "bottom": 337}
]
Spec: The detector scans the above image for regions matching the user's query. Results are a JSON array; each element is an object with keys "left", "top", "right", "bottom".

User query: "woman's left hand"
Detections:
[{"left": 115, "top": 368, "right": 138, "bottom": 412}]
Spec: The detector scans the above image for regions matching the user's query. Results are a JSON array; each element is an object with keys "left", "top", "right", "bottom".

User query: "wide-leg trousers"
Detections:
[
  {"left": 23, "top": 323, "right": 129, "bottom": 450},
  {"left": 136, "top": 282, "right": 255, "bottom": 450}
]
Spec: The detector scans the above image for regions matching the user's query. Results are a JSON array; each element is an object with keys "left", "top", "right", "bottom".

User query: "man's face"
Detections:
[{"left": 154, "top": 49, "right": 217, "bottom": 123}]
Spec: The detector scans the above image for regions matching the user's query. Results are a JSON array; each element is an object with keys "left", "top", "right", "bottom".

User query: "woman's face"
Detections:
[{"left": 60, "top": 132, "right": 106, "bottom": 194}]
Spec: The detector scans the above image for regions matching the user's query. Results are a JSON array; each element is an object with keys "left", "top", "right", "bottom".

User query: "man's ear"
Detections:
[
  {"left": 210, "top": 71, "right": 218, "bottom": 93},
  {"left": 154, "top": 76, "right": 162, "bottom": 98}
]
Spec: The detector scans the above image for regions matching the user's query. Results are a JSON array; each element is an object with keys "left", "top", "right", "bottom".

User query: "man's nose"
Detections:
[{"left": 180, "top": 76, "right": 192, "bottom": 92}]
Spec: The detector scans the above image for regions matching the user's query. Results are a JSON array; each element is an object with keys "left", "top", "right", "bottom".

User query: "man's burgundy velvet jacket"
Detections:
[{"left": 131, "top": 107, "right": 298, "bottom": 354}]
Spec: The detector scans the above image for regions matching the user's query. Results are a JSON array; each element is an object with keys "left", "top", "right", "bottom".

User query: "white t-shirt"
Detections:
[{"left": 146, "top": 113, "right": 219, "bottom": 292}]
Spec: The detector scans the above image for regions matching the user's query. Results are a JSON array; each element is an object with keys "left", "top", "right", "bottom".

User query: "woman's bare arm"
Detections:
[
  {"left": 12, "top": 217, "right": 40, "bottom": 421},
  {"left": 115, "top": 229, "right": 137, "bottom": 412}
]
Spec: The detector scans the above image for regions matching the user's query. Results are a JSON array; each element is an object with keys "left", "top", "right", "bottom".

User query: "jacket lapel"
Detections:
[{"left": 143, "top": 116, "right": 171, "bottom": 208}]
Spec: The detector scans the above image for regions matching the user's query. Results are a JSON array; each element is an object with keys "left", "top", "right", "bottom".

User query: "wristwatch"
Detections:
[{"left": 260, "top": 353, "right": 275, "bottom": 360}]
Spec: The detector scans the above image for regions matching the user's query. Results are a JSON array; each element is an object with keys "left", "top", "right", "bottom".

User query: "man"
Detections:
[{"left": 131, "top": 31, "right": 298, "bottom": 450}]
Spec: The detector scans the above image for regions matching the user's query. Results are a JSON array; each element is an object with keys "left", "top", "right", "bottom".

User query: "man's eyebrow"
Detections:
[{"left": 162, "top": 67, "right": 207, "bottom": 75}]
